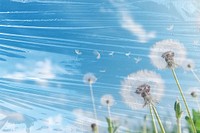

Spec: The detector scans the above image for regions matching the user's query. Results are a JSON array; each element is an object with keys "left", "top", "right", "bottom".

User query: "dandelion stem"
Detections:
[
  {"left": 151, "top": 104, "right": 165, "bottom": 133},
  {"left": 171, "top": 69, "right": 197, "bottom": 133},
  {"left": 177, "top": 119, "right": 181, "bottom": 133},
  {"left": 142, "top": 115, "right": 147, "bottom": 133},
  {"left": 89, "top": 84, "right": 98, "bottom": 133},
  {"left": 191, "top": 69, "right": 200, "bottom": 83},
  {"left": 149, "top": 104, "right": 158, "bottom": 133},
  {"left": 195, "top": 98, "right": 200, "bottom": 112},
  {"left": 107, "top": 105, "right": 112, "bottom": 120},
  {"left": 107, "top": 105, "right": 113, "bottom": 133}
]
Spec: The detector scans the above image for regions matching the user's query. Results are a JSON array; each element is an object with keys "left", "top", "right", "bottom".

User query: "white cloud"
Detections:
[
  {"left": 149, "top": 0, "right": 200, "bottom": 20},
  {"left": 72, "top": 109, "right": 106, "bottom": 132},
  {"left": 120, "top": 11, "right": 156, "bottom": 43},
  {"left": 109, "top": 0, "right": 156, "bottom": 43},
  {"left": 11, "top": 0, "right": 38, "bottom": 3},
  {"left": 44, "top": 114, "right": 63, "bottom": 127},
  {"left": 10, "top": 0, "right": 69, "bottom": 4},
  {"left": 4, "top": 72, "right": 26, "bottom": 81},
  {"left": 3, "top": 59, "right": 66, "bottom": 86}
]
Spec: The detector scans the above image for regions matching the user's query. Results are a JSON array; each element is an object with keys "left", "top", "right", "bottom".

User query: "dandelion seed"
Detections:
[
  {"left": 108, "top": 51, "right": 114, "bottom": 56},
  {"left": 74, "top": 49, "right": 82, "bottom": 61},
  {"left": 75, "top": 49, "right": 82, "bottom": 55},
  {"left": 93, "top": 50, "right": 101, "bottom": 59},
  {"left": 125, "top": 52, "right": 131, "bottom": 57},
  {"left": 134, "top": 57, "right": 142, "bottom": 64},
  {"left": 99, "top": 69, "right": 106, "bottom": 73},
  {"left": 166, "top": 24, "right": 174, "bottom": 31},
  {"left": 149, "top": 39, "right": 186, "bottom": 69},
  {"left": 101, "top": 94, "right": 115, "bottom": 120},
  {"left": 166, "top": 24, "right": 174, "bottom": 36}
]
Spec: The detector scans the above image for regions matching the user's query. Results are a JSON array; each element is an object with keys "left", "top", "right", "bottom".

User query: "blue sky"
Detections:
[{"left": 0, "top": 0, "right": 200, "bottom": 132}]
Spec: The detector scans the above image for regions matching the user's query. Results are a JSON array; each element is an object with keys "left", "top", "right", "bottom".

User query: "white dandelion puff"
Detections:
[
  {"left": 121, "top": 70, "right": 166, "bottom": 132},
  {"left": 101, "top": 94, "right": 115, "bottom": 120},
  {"left": 182, "top": 58, "right": 195, "bottom": 71},
  {"left": 83, "top": 73, "right": 98, "bottom": 132},
  {"left": 83, "top": 73, "right": 97, "bottom": 85},
  {"left": 101, "top": 94, "right": 115, "bottom": 107},
  {"left": 120, "top": 70, "right": 164, "bottom": 110},
  {"left": 187, "top": 87, "right": 200, "bottom": 111},
  {"left": 149, "top": 39, "right": 187, "bottom": 69},
  {"left": 182, "top": 58, "right": 200, "bottom": 83},
  {"left": 187, "top": 87, "right": 200, "bottom": 98}
]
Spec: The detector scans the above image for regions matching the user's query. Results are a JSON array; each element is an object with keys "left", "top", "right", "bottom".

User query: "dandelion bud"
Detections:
[
  {"left": 91, "top": 123, "right": 97, "bottom": 132},
  {"left": 174, "top": 100, "right": 183, "bottom": 119}
]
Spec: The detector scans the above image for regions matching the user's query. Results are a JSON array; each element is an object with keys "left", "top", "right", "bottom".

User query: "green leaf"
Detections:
[
  {"left": 192, "top": 109, "right": 200, "bottom": 131},
  {"left": 106, "top": 117, "right": 119, "bottom": 133}
]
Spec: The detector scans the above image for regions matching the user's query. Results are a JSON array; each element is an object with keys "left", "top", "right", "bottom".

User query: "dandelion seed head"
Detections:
[
  {"left": 187, "top": 87, "right": 200, "bottom": 98},
  {"left": 100, "top": 94, "right": 115, "bottom": 107},
  {"left": 83, "top": 73, "right": 97, "bottom": 85},
  {"left": 120, "top": 70, "right": 164, "bottom": 110},
  {"left": 182, "top": 58, "right": 195, "bottom": 71},
  {"left": 191, "top": 91, "right": 198, "bottom": 98},
  {"left": 91, "top": 123, "right": 97, "bottom": 132},
  {"left": 149, "top": 39, "right": 187, "bottom": 69}
]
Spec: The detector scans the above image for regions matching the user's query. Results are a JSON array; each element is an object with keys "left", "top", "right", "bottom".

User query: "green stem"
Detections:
[
  {"left": 171, "top": 69, "right": 197, "bottom": 133},
  {"left": 151, "top": 104, "right": 166, "bottom": 133},
  {"left": 195, "top": 97, "right": 200, "bottom": 112},
  {"left": 149, "top": 104, "right": 158, "bottom": 133},
  {"left": 107, "top": 105, "right": 113, "bottom": 133},
  {"left": 89, "top": 84, "right": 99, "bottom": 133},
  {"left": 177, "top": 119, "right": 181, "bottom": 133},
  {"left": 142, "top": 115, "right": 147, "bottom": 133}
]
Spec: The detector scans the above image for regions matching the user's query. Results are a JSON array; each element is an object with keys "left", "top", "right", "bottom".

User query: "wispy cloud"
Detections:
[
  {"left": 3, "top": 59, "right": 69, "bottom": 86},
  {"left": 120, "top": 11, "right": 156, "bottom": 43},
  {"left": 44, "top": 114, "right": 63, "bottom": 127},
  {"left": 109, "top": 0, "right": 156, "bottom": 43},
  {"left": 148, "top": 0, "right": 200, "bottom": 20},
  {"left": 72, "top": 109, "right": 107, "bottom": 132},
  {"left": 11, "top": 0, "right": 41, "bottom": 3},
  {"left": 10, "top": 0, "right": 68, "bottom": 4}
]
